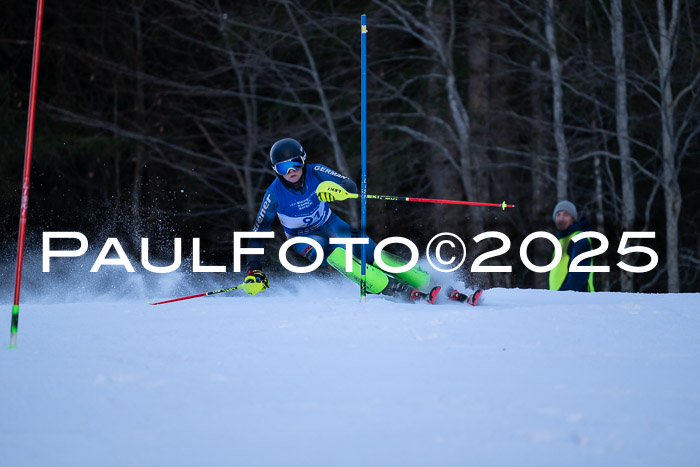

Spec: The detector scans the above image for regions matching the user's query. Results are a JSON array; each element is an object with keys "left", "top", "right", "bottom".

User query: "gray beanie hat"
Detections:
[{"left": 552, "top": 200, "right": 577, "bottom": 223}]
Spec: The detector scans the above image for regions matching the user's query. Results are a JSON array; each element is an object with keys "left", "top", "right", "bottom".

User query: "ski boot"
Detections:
[
  {"left": 411, "top": 285, "right": 442, "bottom": 304},
  {"left": 447, "top": 287, "right": 484, "bottom": 306},
  {"left": 383, "top": 278, "right": 441, "bottom": 304}
]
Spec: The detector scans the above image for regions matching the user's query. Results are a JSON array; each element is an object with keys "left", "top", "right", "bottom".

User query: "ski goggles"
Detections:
[{"left": 273, "top": 155, "right": 305, "bottom": 175}]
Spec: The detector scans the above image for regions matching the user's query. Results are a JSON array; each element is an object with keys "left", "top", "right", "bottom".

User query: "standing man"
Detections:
[{"left": 549, "top": 200, "right": 595, "bottom": 292}]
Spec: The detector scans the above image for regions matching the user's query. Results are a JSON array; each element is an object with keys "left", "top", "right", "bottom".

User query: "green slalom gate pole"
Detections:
[
  {"left": 10, "top": 0, "right": 45, "bottom": 348},
  {"left": 360, "top": 14, "right": 368, "bottom": 302}
]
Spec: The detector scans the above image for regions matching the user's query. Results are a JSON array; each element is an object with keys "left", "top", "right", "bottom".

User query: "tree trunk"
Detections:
[
  {"left": 656, "top": 0, "right": 682, "bottom": 292},
  {"left": 442, "top": 32, "right": 484, "bottom": 237},
  {"left": 424, "top": 0, "right": 484, "bottom": 238},
  {"left": 131, "top": 1, "right": 145, "bottom": 243},
  {"left": 544, "top": 0, "right": 570, "bottom": 201},
  {"left": 529, "top": 56, "right": 550, "bottom": 289},
  {"left": 611, "top": 0, "right": 635, "bottom": 292},
  {"left": 593, "top": 153, "right": 610, "bottom": 291},
  {"left": 284, "top": 2, "right": 358, "bottom": 227},
  {"left": 218, "top": 3, "right": 257, "bottom": 224},
  {"left": 468, "top": 0, "right": 491, "bottom": 225},
  {"left": 427, "top": 46, "right": 461, "bottom": 233},
  {"left": 586, "top": 1, "right": 609, "bottom": 291}
]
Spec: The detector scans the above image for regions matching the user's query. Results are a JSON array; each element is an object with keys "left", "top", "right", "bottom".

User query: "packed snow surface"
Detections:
[{"left": 2, "top": 274, "right": 700, "bottom": 466}]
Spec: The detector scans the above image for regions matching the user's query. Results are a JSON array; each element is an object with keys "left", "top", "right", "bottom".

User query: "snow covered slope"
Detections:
[{"left": 2, "top": 277, "right": 700, "bottom": 466}]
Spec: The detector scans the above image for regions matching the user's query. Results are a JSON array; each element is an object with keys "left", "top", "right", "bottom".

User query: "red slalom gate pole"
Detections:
[
  {"left": 10, "top": 0, "right": 45, "bottom": 348},
  {"left": 363, "top": 194, "right": 515, "bottom": 210}
]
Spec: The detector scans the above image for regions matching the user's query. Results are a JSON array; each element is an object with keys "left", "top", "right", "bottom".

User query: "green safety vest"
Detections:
[{"left": 548, "top": 230, "right": 595, "bottom": 292}]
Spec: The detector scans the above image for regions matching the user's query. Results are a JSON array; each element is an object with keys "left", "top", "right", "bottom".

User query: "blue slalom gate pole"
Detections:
[{"left": 360, "top": 14, "right": 368, "bottom": 301}]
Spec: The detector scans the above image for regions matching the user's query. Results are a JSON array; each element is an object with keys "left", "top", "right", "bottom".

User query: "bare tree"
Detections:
[
  {"left": 544, "top": 0, "right": 570, "bottom": 200},
  {"left": 637, "top": 0, "right": 700, "bottom": 292},
  {"left": 609, "top": 0, "right": 635, "bottom": 292},
  {"left": 467, "top": 0, "right": 492, "bottom": 223},
  {"left": 130, "top": 0, "right": 147, "bottom": 242},
  {"left": 372, "top": 0, "right": 485, "bottom": 237},
  {"left": 280, "top": 0, "right": 358, "bottom": 225}
]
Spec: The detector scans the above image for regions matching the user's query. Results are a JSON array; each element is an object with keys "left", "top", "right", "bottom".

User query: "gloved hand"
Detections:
[
  {"left": 244, "top": 269, "right": 269, "bottom": 295},
  {"left": 316, "top": 181, "right": 347, "bottom": 203},
  {"left": 317, "top": 192, "right": 336, "bottom": 202}
]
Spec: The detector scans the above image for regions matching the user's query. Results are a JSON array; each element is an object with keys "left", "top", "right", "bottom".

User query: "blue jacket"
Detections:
[{"left": 246, "top": 164, "right": 357, "bottom": 270}]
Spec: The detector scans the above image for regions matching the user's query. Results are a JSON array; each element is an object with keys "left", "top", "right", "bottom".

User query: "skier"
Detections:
[
  {"left": 243, "top": 138, "right": 481, "bottom": 304},
  {"left": 549, "top": 200, "right": 595, "bottom": 292}
]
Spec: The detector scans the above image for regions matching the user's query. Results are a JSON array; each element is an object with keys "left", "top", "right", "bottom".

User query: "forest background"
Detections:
[{"left": 1, "top": 0, "right": 698, "bottom": 293}]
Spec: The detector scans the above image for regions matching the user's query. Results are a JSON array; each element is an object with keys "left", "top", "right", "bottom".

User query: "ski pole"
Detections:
[
  {"left": 317, "top": 181, "right": 515, "bottom": 210},
  {"left": 149, "top": 284, "right": 244, "bottom": 306}
]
